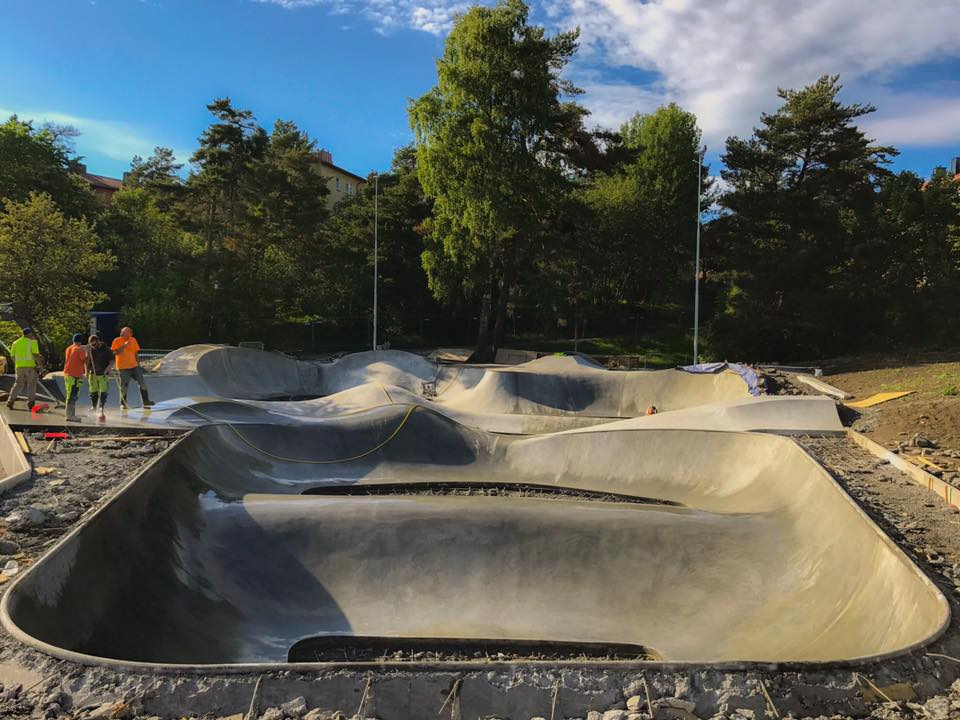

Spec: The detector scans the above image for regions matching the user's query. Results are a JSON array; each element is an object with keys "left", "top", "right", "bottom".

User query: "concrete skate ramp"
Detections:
[
  {"left": 157, "top": 345, "right": 753, "bottom": 416},
  {"left": 45, "top": 346, "right": 752, "bottom": 420},
  {"left": 155, "top": 391, "right": 842, "bottom": 435},
  {"left": 162, "top": 385, "right": 610, "bottom": 434},
  {"left": 2, "top": 407, "right": 947, "bottom": 667}
]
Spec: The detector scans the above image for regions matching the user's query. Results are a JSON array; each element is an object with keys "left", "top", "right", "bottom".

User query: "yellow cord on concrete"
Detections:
[
  {"left": 377, "top": 382, "right": 395, "bottom": 404},
  {"left": 182, "top": 403, "right": 419, "bottom": 464}
]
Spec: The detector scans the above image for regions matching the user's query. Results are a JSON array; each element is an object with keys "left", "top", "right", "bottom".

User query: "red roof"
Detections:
[{"left": 82, "top": 172, "right": 123, "bottom": 190}]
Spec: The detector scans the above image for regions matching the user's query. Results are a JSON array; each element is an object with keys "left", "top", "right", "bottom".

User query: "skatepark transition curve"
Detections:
[{"left": 1, "top": 403, "right": 948, "bottom": 668}]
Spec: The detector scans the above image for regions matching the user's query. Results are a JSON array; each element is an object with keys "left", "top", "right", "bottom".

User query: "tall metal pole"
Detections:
[
  {"left": 372, "top": 173, "right": 379, "bottom": 351},
  {"left": 693, "top": 148, "right": 703, "bottom": 365}
]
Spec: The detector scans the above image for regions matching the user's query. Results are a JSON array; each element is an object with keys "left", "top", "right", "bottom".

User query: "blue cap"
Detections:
[
  {"left": 72, "top": 333, "right": 85, "bottom": 343},
  {"left": 22, "top": 327, "right": 33, "bottom": 335}
]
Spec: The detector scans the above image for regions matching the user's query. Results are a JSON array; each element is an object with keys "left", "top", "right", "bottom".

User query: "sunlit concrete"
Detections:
[{"left": 1, "top": 405, "right": 946, "bottom": 667}]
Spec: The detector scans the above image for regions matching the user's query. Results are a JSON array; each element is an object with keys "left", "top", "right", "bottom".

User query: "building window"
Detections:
[
  {"left": 347, "top": 182, "right": 354, "bottom": 195},
  {"left": 335, "top": 177, "right": 341, "bottom": 191}
]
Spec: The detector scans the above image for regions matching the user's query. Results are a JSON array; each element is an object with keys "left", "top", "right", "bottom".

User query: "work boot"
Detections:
[
  {"left": 141, "top": 389, "right": 155, "bottom": 408},
  {"left": 65, "top": 400, "right": 82, "bottom": 423}
]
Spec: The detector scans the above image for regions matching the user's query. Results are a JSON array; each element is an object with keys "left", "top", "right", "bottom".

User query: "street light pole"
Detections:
[
  {"left": 372, "top": 173, "right": 379, "bottom": 352},
  {"left": 693, "top": 147, "right": 703, "bottom": 365}
]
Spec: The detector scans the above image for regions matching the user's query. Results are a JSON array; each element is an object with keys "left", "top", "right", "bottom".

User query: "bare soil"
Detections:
[{"left": 827, "top": 361, "right": 960, "bottom": 451}]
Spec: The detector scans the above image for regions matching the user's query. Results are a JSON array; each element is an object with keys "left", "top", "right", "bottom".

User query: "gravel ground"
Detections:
[
  {"left": 0, "top": 432, "right": 177, "bottom": 590},
  {"left": 3, "top": 428, "right": 960, "bottom": 719}
]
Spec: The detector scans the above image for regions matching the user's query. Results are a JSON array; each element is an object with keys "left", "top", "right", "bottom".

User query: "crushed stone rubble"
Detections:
[
  {"left": 4, "top": 432, "right": 960, "bottom": 718},
  {"left": 0, "top": 434, "right": 173, "bottom": 575}
]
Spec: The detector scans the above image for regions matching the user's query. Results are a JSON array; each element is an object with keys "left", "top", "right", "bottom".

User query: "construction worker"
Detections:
[
  {"left": 87, "top": 334, "right": 114, "bottom": 419},
  {"left": 5, "top": 327, "right": 41, "bottom": 411},
  {"left": 111, "top": 326, "right": 153, "bottom": 409},
  {"left": 63, "top": 333, "right": 89, "bottom": 422}
]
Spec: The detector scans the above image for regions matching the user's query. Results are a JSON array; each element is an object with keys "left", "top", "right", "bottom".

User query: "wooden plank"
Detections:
[
  {"left": 847, "top": 429, "right": 958, "bottom": 508},
  {"left": 66, "top": 435, "right": 171, "bottom": 444},
  {"left": 794, "top": 374, "right": 852, "bottom": 400},
  {"left": 847, "top": 391, "right": 914, "bottom": 409}
]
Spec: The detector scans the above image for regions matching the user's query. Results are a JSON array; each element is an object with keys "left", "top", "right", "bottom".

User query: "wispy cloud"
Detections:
[
  {"left": 0, "top": 107, "right": 191, "bottom": 171},
  {"left": 552, "top": 0, "right": 960, "bottom": 149},
  {"left": 860, "top": 90, "right": 960, "bottom": 147},
  {"left": 255, "top": 0, "right": 473, "bottom": 35},
  {"left": 254, "top": 0, "right": 960, "bottom": 150}
]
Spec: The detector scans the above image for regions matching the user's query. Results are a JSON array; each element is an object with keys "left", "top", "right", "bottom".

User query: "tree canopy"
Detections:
[
  {"left": 0, "top": 193, "right": 115, "bottom": 344},
  {"left": 3, "top": 64, "right": 959, "bottom": 364},
  {"left": 709, "top": 75, "right": 900, "bottom": 358},
  {"left": 0, "top": 116, "right": 100, "bottom": 219},
  {"left": 410, "top": 0, "right": 588, "bottom": 359}
]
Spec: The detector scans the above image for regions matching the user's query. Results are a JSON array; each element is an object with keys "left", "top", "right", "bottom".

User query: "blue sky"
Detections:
[{"left": 3, "top": 0, "right": 960, "bottom": 182}]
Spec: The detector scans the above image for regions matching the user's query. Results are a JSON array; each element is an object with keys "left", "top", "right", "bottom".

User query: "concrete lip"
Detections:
[{"left": 0, "top": 404, "right": 949, "bottom": 671}]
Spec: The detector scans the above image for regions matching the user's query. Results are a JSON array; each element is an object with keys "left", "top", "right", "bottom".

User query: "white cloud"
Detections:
[
  {"left": 254, "top": 0, "right": 960, "bottom": 150},
  {"left": 575, "top": 79, "right": 664, "bottom": 131},
  {"left": 0, "top": 107, "right": 190, "bottom": 171},
  {"left": 861, "top": 91, "right": 960, "bottom": 147},
  {"left": 555, "top": 0, "right": 960, "bottom": 149},
  {"left": 255, "top": 0, "right": 472, "bottom": 35}
]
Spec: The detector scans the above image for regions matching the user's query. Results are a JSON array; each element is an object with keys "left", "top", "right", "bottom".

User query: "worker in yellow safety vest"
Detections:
[{"left": 6, "top": 327, "right": 41, "bottom": 411}]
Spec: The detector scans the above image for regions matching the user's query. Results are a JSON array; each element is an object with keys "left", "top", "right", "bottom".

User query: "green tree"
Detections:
[
  {"left": 0, "top": 116, "right": 99, "bottom": 219},
  {"left": 870, "top": 169, "right": 960, "bottom": 342},
  {"left": 187, "top": 98, "right": 268, "bottom": 284},
  {"left": 0, "top": 193, "right": 116, "bottom": 346},
  {"left": 125, "top": 146, "right": 185, "bottom": 212},
  {"left": 410, "top": 0, "right": 587, "bottom": 360},
  {"left": 126, "top": 146, "right": 183, "bottom": 188},
  {"left": 578, "top": 105, "right": 707, "bottom": 324},
  {"left": 96, "top": 186, "right": 205, "bottom": 346},
  {"left": 324, "top": 146, "right": 444, "bottom": 344},
  {"left": 709, "top": 75, "right": 895, "bottom": 358}
]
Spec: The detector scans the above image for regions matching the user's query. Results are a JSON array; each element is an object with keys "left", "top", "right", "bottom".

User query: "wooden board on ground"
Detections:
[{"left": 846, "top": 391, "right": 915, "bottom": 408}]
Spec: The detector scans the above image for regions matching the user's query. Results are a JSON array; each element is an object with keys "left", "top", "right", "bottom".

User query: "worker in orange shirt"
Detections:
[
  {"left": 63, "top": 333, "right": 89, "bottom": 422},
  {"left": 110, "top": 326, "right": 154, "bottom": 409}
]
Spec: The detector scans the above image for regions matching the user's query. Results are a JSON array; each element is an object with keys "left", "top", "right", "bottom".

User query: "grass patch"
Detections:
[{"left": 504, "top": 330, "right": 698, "bottom": 368}]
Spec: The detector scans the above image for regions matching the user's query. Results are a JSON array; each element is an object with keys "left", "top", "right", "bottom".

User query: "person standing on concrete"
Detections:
[
  {"left": 111, "top": 327, "right": 153, "bottom": 409},
  {"left": 63, "top": 333, "right": 89, "bottom": 422},
  {"left": 5, "top": 327, "right": 41, "bottom": 411},
  {"left": 87, "top": 334, "right": 114, "bottom": 419}
]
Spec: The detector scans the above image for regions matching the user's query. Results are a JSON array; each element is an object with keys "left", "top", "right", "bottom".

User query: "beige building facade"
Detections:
[{"left": 312, "top": 149, "right": 367, "bottom": 209}]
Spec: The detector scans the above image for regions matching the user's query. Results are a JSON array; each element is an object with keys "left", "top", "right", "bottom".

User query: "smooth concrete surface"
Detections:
[
  {"left": 1, "top": 406, "right": 948, "bottom": 667},
  {"left": 27, "top": 345, "right": 769, "bottom": 433},
  {"left": 49, "top": 345, "right": 752, "bottom": 416},
  {"left": 1, "top": 386, "right": 842, "bottom": 436}
]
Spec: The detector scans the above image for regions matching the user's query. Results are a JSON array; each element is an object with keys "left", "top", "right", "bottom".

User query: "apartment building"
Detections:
[{"left": 312, "top": 149, "right": 367, "bottom": 209}]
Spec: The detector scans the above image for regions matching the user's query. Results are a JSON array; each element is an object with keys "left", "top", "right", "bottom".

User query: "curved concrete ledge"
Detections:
[
  {"left": 67, "top": 345, "right": 754, "bottom": 416},
  {"left": 0, "top": 416, "right": 31, "bottom": 494},
  {"left": 1, "top": 407, "right": 948, "bottom": 669}
]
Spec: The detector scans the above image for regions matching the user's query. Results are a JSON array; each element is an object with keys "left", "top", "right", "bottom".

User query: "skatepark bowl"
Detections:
[{"left": 0, "top": 348, "right": 949, "bottom": 670}]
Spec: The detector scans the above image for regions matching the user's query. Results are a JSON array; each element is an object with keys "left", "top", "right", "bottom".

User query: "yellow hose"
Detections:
[{"left": 182, "top": 402, "right": 419, "bottom": 465}]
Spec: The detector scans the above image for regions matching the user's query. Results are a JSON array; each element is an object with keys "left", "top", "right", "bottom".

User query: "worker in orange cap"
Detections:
[{"left": 111, "top": 326, "right": 154, "bottom": 409}]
